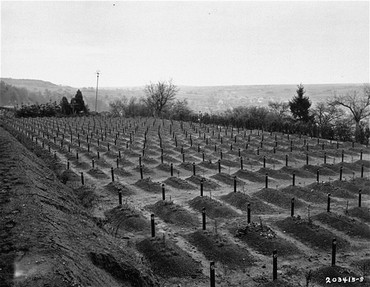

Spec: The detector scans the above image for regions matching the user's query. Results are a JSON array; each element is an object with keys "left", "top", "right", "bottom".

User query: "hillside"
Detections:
[
  {"left": 0, "top": 124, "right": 159, "bottom": 287},
  {"left": 1, "top": 78, "right": 364, "bottom": 113}
]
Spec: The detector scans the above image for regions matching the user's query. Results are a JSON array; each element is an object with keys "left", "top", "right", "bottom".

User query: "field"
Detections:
[{"left": 1, "top": 116, "right": 369, "bottom": 287}]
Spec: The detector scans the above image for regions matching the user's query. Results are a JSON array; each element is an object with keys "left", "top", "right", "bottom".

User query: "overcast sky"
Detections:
[{"left": 1, "top": 1, "right": 369, "bottom": 88}]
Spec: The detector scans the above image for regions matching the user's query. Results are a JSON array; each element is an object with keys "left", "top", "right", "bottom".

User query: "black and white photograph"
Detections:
[{"left": 1, "top": 1, "right": 369, "bottom": 286}]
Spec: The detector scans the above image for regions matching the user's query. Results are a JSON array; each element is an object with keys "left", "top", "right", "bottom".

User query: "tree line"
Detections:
[
  {"left": 14, "top": 90, "right": 89, "bottom": 117},
  {"left": 109, "top": 81, "right": 370, "bottom": 144}
]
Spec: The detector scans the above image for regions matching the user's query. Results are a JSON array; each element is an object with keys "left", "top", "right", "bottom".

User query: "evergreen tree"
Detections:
[
  {"left": 71, "top": 90, "right": 87, "bottom": 113},
  {"left": 289, "top": 84, "right": 312, "bottom": 122},
  {"left": 60, "top": 96, "right": 72, "bottom": 115}
]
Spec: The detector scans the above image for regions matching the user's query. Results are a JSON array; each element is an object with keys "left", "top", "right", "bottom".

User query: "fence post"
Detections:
[
  {"left": 273, "top": 250, "right": 277, "bottom": 281},
  {"left": 151, "top": 214, "right": 155, "bottom": 237},
  {"left": 210, "top": 261, "right": 215, "bottom": 287},
  {"left": 331, "top": 238, "right": 336, "bottom": 266},
  {"left": 202, "top": 207, "right": 206, "bottom": 230}
]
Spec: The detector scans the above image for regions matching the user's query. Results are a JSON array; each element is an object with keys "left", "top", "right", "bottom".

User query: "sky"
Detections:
[{"left": 1, "top": 1, "right": 369, "bottom": 88}]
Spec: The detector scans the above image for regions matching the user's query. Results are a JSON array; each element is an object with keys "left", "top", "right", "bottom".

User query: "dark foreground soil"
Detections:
[{"left": 0, "top": 126, "right": 159, "bottom": 287}]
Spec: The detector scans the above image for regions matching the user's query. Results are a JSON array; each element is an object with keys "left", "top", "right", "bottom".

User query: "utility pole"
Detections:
[{"left": 95, "top": 71, "right": 100, "bottom": 112}]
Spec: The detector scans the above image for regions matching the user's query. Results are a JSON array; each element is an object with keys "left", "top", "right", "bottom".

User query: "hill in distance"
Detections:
[{"left": 1, "top": 77, "right": 364, "bottom": 113}]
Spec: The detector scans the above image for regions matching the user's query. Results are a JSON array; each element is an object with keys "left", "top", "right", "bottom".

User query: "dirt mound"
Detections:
[
  {"left": 142, "top": 156, "right": 159, "bottom": 165},
  {"left": 88, "top": 168, "right": 109, "bottom": 179},
  {"left": 331, "top": 179, "right": 365, "bottom": 194},
  {"left": 347, "top": 207, "right": 370, "bottom": 223},
  {"left": 104, "top": 150, "right": 118, "bottom": 159},
  {"left": 231, "top": 222, "right": 301, "bottom": 257},
  {"left": 105, "top": 205, "right": 150, "bottom": 234},
  {"left": 322, "top": 163, "right": 353, "bottom": 175},
  {"left": 137, "top": 237, "right": 202, "bottom": 278},
  {"left": 220, "top": 158, "right": 241, "bottom": 168},
  {"left": 304, "top": 164, "right": 337, "bottom": 176},
  {"left": 198, "top": 160, "right": 218, "bottom": 170},
  {"left": 254, "top": 188, "right": 305, "bottom": 209},
  {"left": 313, "top": 212, "right": 370, "bottom": 239},
  {"left": 185, "top": 175, "right": 221, "bottom": 191},
  {"left": 257, "top": 156, "right": 281, "bottom": 165},
  {"left": 104, "top": 182, "right": 135, "bottom": 196},
  {"left": 60, "top": 169, "right": 80, "bottom": 183},
  {"left": 162, "top": 154, "right": 181, "bottom": 163},
  {"left": 354, "top": 159, "right": 370, "bottom": 168},
  {"left": 156, "top": 163, "right": 178, "bottom": 174},
  {"left": 178, "top": 162, "right": 205, "bottom": 174},
  {"left": 89, "top": 252, "right": 158, "bottom": 287},
  {"left": 275, "top": 216, "right": 349, "bottom": 250},
  {"left": 147, "top": 200, "right": 199, "bottom": 228},
  {"left": 257, "top": 168, "right": 291, "bottom": 180},
  {"left": 94, "top": 158, "right": 111, "bottom": 168},
  {"left": 0, "top": 126, "right": 158, "bottom": 287},
  {"left": 233, "top": 169, "right": 265, "bottom": 182},
  {"left": 134, "top": 178, "right": 162, "bottom": 193},
  {"left": 280, "top": 165, "right": 314, "bottom": 178},
  {"left": 211, "top": 172, "right": 245, "bottom": 185},
  {"left": 123, "top": 149, "right": 140, "bottom": 157},
  {"left": 186, "top": 230, "right": 255, "bottom": 269},
  {"left": 113, "top": 167, "right": 133, "bottom": 177},
  {"left": 351, "top": 178, "right": 370, "bottom": 194},
  {"left": 281, "top": 186, "right": 328, "bottom": 203},
  {"left": 306, "top": 182, "right": 356, "bottom": 199},
  {"left": 189, "top": 196, "right": 240, "bottom": 219},
  {"left": 117, "top": 157, "right": 135, "bottom": 166},
  {"left": 163, "top": 176, "right": 197, "bottom": 190},
  {"left": 220, "top": 192, "right": 274, "bottom": 214}
]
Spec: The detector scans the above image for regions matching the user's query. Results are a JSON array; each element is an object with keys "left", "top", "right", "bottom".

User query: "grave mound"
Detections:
[
  {"left": 147, "top": 200, "right": 199, "bottom": 228},
  {"left": 137, "top": 237, "right": 202, "bottom": 278},
  {"left": 186, "top": 230, "right": 255, "bottom": 269},
  {"left": 189, "top": 196, "right": 240, "bottom": 219}
]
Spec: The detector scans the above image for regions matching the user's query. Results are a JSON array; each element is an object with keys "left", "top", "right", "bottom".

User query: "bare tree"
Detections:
[
  {"left": 312, "top": 102, "right": 342, "bottom": 128},
  {"left": 143, "top": 80, "right": 179, "bottom": 117},
  {"left": 268, "top": 101, "right": 290, "bottom": 117},
  {"left": 329, "top": 84, "right": 370, "bottom": 141},
  {"left": 312, "top": 102, "right": 343, "bottom": 138}
]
